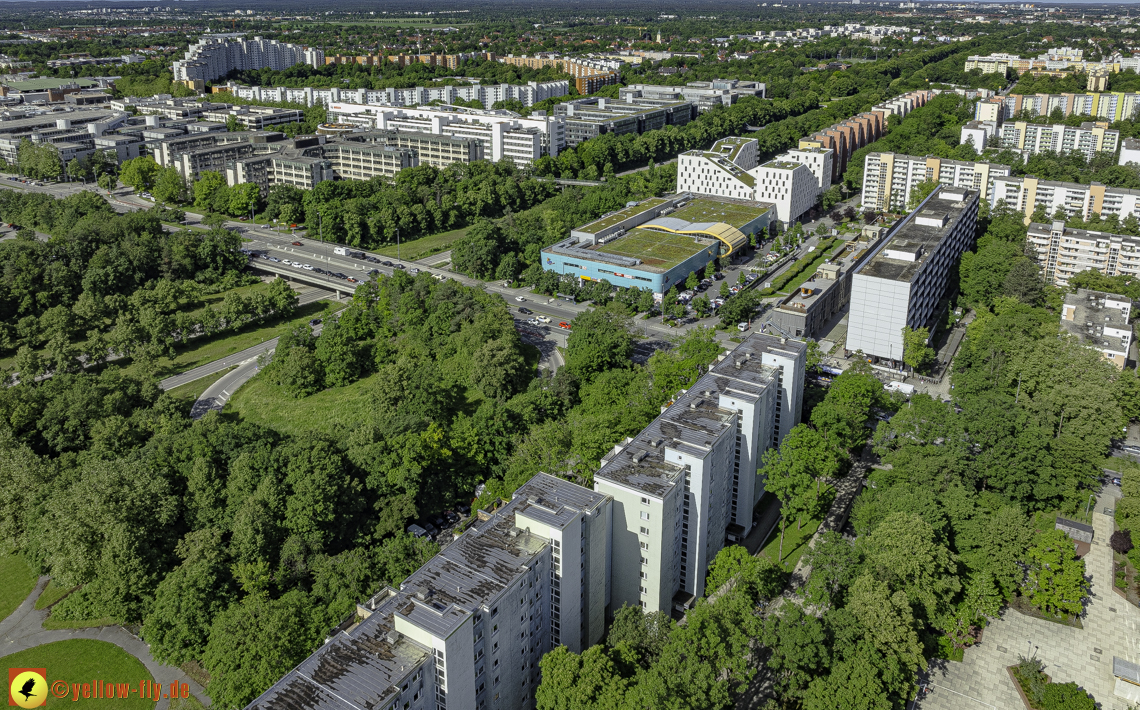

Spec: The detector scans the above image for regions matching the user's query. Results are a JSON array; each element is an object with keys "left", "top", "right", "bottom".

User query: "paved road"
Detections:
[
  {"left": 0, "top": 577, "right": 211, "bottom": 708},
  {"left": 916, "top": 485, "right": 1138, "bottom": 710},
  {"left": 189, "top": 358, "right": 261, "bottom": 419},
  {"left": 417, "top": 249, "right": 452, "bottom": 266}
]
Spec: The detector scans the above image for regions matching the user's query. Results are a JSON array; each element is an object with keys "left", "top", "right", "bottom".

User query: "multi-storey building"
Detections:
[
  {"left": 619, "top": 80, "right": 766, "bottom": 111},
  {"left": 218, "top": 80, "right": 570, "bottom": 111},
  {"left": 340, "top": 130, "right": 484, "bottom": 170},
  {"left": 495, "top": 55, "right": 620, "bottom": 95},
  {"left": 1120, "top": 137, "right": 1140, "bottom": 166},
  {"left": 990, "top": 175, "right": 1140, "bottom": 223},
  {"left": 0, "top": 107, "right": 129, "bottom": 166},
  {"left": 200, "top": 105, "right": 304, "bottom": 130},
  {"left": 554, "top": 97, "right": 694, "bottom": 147},
  {"left": 996, "top": 121, "right": 1119, "bottom": 160},
  {"left": 1026, "top": 220, "right": 1140, "bottom": 287},
  {"left": 860, "top": 152, "right": 1011, "bottom": 213},
  {"left": 326, "top": 104, "right": 564, "bottom": 166},
  {"left": 974, "top": 97, "right": 1005, "bottom": 123},
  {"left": 959, "top": 119, "right": 998, "bottom": 152},
  {"left": 146, "top": 130, "right": 283, "bottom": 172},
  {"left": 1060, "top": 288, "right": 1133, "bottom": 369},
  {"left": 675, "top": 136, "right": 832, "bottom": 226},
  {"left": 999, "top": 92, "right": 1140, "bottom": 123},
  {"left": 847, "top": 186, "right": 980, "bottom": 361},
  {"left": 594, "top": 333, "right": 805, "bottom": 614},
  {"left": 245, "top": 473, "right": 612, "bottom": 710},
  {"left": 173, "top": 34, "right": 322, "bottom": 83}
]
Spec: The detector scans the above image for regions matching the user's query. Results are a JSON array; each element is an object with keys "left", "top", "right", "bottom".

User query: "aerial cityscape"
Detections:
[{"left": 3, "top": 1, "right": 1140, "bottom": 709}]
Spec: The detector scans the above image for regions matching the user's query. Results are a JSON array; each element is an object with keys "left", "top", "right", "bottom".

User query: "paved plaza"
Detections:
[{"left": 916, "top": 491, "right": 1140, "bottom": 710}]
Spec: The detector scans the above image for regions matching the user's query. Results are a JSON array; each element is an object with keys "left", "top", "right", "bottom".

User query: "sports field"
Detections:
[
  {"left": 669, "top": 199, "right": 768, "bottom": 228},
  {"left": 596, "top": 229, "right": 711, "bottom": 269}
]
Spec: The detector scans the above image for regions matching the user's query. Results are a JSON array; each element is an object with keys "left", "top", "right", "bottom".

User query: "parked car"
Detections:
[
  {"left": 738, "top": 322, "right": 750, "bottom": 332},
  {"left": 309, "top": 318, "right": 322, "bottom": 326},
  {"left": 1114, "top": 477, "right": 1123, "bottom": 486},
  {"left": 518, "top": 306, "right": 532, "bottom": 314}
]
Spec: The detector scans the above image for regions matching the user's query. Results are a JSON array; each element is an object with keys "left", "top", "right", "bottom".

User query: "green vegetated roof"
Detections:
[
  {"left": 596, "top": 227, "right": 714, "bottom": 270},
  {"left": 579, "top": 197, "right": 668, "bottom": 233},
  {"left": 669, "top": 199, "right": 768, "bottom": 229},
  {"left": 7, "top": 77, "right": 97, "bottom": 91}
]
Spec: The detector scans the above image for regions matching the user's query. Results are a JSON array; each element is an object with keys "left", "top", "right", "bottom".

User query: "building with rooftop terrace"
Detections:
[
  {"left": 544, "top": 194, "right": 772, "bottom": 294},
  {"left": 245, "top": 473, "right": 612, "bottom": 710},
  {"left": 768, "top": 231, "right": 887, "bottom": 339},
  {"left": 595, "top": 333, "right": 805, "bottom": 615},
  {"left": 1060, "top": 288, "right": 1133, "bottom": 369},
  {"left": 847, "top": 186, "right": 980, "bottom": 362}
]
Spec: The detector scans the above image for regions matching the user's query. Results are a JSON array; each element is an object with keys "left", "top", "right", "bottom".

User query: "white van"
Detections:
[{"left": 333, "top": 247, "right": 348, "bottom": 256}]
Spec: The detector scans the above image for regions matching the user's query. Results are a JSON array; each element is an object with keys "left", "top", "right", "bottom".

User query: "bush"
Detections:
[
  {"left": 1041, "top": 681, "right": 1095, "bottom": 710},
  {"left": 1111, "top": 529, "right": 1134, "bottom": 555}
]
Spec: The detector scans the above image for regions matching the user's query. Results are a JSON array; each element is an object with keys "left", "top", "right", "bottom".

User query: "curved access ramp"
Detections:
[{"left": 640, "top": 217, "right": 749, "bottom": 257}]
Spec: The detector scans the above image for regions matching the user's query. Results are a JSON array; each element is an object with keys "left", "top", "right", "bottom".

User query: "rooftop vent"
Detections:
[
  {"left": 649, "top": 438, "right": 664, "bottom": 448},
  {"left": 690, "top": 398, "right": 704, "bottom": 409},
  {"left": 633, "top": 450, "right": 649, "bottom": 463},
  {"left": 386, "top": 630, "right": 402, "bottom": 644},
  {"left": 414, "top": 588, "right": 432, "bottom": 601}
]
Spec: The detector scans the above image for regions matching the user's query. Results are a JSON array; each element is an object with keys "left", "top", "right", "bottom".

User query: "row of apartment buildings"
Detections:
[
  {"left": 964, "top": 48, "right": 1140, "bottom": 76},
  {"left": 172, "top": 34, "right": 324, "bottom": 83},
  {"left": 959, "top": 119, "right": 1120, "bottom": 160},
  {"left": 244, "top": 333, "right": 806, "bottom": 710},
  {"left": 975, "top": 91, "right": 1140, "bottom": 123},
  {"left": 215, "top": 80, "right": 572, "bottom": 111},
  {"left": 798, "top": 89, "right": 934, "bottom": 184}
]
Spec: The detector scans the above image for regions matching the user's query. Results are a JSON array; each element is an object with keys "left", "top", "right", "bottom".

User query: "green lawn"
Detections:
[
  {"left": 165, "top": 366, "right": 236, "bottom": 402},
  {"left": 598, "top": 228, "right": 711, "bottom": 269},
  {"left": 760, "top": 515, "right": 824, "bottom": 572},
  {"left": 0, "top": 551, "right": 37, "bottom": 623},
  {"left": 226, "top": 368, "right": 381, "bottom": 437},
  {"left": 0, "top": 640, "right": 154, "bottom": 710},
  {"left": 669, "top": 199, "right": 768, "bottom": 229},
  {"left": 777, "top": 242, "right": 848, "bottom": 295},
  {"left": 373, "top": 226, "right": 471, "bottom": 261},
  {"left": 34, "top": 579, "right": 75, "bottom": 611}
]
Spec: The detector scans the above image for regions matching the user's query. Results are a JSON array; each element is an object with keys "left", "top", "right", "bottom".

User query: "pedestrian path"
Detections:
[
  {"left": 917, "top": 506, "right": 1140, "bottom": 710},
  {"left": 0, "top": 577, "right": 211, "bottom": 709}
]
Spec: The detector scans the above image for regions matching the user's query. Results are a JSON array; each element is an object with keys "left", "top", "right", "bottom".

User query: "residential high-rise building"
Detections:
[
  {"left": 860, "top": 152, "right": 1010, "bottom": 213},
  {"left": 1026, "top": 220, "right": 1140, "bottom": 287},
  {"left": 172, "top": 35, "right": 322, "bottom": 83},
  {"left": 991, "top": 175, "right": 1140, "bottom": 224},
  {"left": 594, "top": 334, "right": 805, "bottom": 615},
  {"left": 996, "top": 121, "right": 1119, "bottom": 160},
  {"left": 619, "top": 80, "right": 766, "bottom": 111},
  {"left": 847, "top": 186, "right": 980, "bottom": 361},
  {"left": 218, "top": 80, "right": 570, "bottom": 110}
]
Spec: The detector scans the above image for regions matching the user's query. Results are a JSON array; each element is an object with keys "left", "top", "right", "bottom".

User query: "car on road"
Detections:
[
  {"left": 365, "top": 256, "right": 379, "bottom": 263},
  {"left": 309, "top": 318, "right": 322, "bottom": 326},
  {"left": 368, "top": 268, "right": 380, "bottom": 276},
  {"left": 558, "top": 321, "right": 571, "bottom": 329},
  {"left": 302, "top": 264, "right": 313, "bottom": 270},
  {"left": 515, "top": 296, "right": 526, "bottom": 302},
  {"left": 409, "top": 268, "right": 421, "bottom": 275},
  {"left": 381, "top": 260, "right": 393, "bottom": 266},
  {"left": 347, "top": 277, "right": 358, "bottom": 283},
  {"left": 393, "top": 264, "right": 405, "bottom": 270},
  {"left": 433, "top": 273, "right": 447, "bottom": 281},
  {"left": 527, "top": 318, "right": 540, "bottom": 326},
  {"left": 267, "top": 256, "right": 280, "bottom": 262},
  {"left": 291, "top": 241, "right": 303, "bottom": 246},
  {"left": 536, "top": 315, "right": 551, "bottom": 323},
  {"left": 738, "top": 322, "right": 750, "bottom": 332},
  {"left": 518, "top": 306, "right": 532, "bottom": 314}
]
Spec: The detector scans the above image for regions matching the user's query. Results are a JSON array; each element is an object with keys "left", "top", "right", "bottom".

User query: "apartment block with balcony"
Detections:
[
  {"left": 173, "top": 35, "right": 321, "bottom": 83},
  {"left": 554, "top": 97, "right": 694, "bottom": 148},
  {"left": 848, "top": 186, "right": 980, "bottom": 361},
  {"left": 1060, "top": 288, "right": 1133, "bottom": 369},
  {"left": 594, "top": 334, "right": 804, "bottom": 616},
  {"left": 991, "top": 175, "right": 1140, "bottom": 224},
  {"left": 998, "top": 121, "right": 1119, "bottom": 160},
  {"left": 860, "top": 152, "right": 1010, "bottom": 212},
  {"left": 1026, "top": 220, "right": 1140, "bottom": 287}
]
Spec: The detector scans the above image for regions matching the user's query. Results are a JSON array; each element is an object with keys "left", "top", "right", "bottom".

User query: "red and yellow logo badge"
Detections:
[{"left": 8, "top": 669, "right": 46, "bottom": 708}]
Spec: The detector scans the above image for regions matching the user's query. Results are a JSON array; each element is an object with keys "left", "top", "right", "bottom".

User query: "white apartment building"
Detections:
[
  {"left": 1120, "top": 137, "right": 1140, "bottom": 166},
  {"left": 219, "top": 80, "right": 570, "bottom": 110},
  {"left": 991, "top": 175, "right": 1140, "bottom": 223},
  {"left": 1060, "top": 288, "right": 1133, "bottom": 369},
  {"left": 1027, "top": 220, "right": 1140, "bottom": 287},
  {"left": 246, "top": 473, "right": 612, "bottom": 710},
  {"left": 675, "top": 136, "right": 832, "bottom": 226},
  {"left": 998, "top": 121, "right": 1119, "bottom": 160},
  {"left": 172, "top": 35, "right": 321, "bottom": 83},
  {"left": 860, "top": 152, "right": 1011, "bottom": 213},
  {"left": 594, "top": 334, "right": 805, "bottom": 615},
  {"left": 848, "top": 186, "right": 980, "bottom": 361},
  {"left": 326, "top": 103, "right": 564, "bottom": 165}
]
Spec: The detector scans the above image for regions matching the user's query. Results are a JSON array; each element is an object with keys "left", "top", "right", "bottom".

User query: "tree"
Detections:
[
  {"left": 66, "top": 158, "right": 86, "bottom": 183},
  {"left": 118, "top": 156, "right": 160, "bottom": 193},
  {"left": 802, "top": 647, "right": 892, "bottom": 710},
  {"left": 194, "top": 171, "right": 227, "bottom": 210},
  {"left": 801, "top": 531, "right": 861, "bottom": 611},
  {"left": 907, "top": 180, "right": 940, "bottom": 210},
  {"left": 228, "top": 182, "right": 261, "bottom": 218},
  {"left": 152, "top": 167, "right": 187, "bottom": 205},
  {"left": 1022, "top": 528, "right": 1089, "bottom": 617},
  {"left": 763, "top": 439, "right": 818, "bottom": 562},
  {"left": 1002, "top": 258, "right": 1045, "bottom": 305},
  {"left": 605, "top": 604, "right": 673, "bottom": 667},
  {"left": 685, "top": 271, "right": 700, "bottom": 290},
  {"left": 901, "top": 325, "right": 935, "bottom": 372},
  {"left": 202, "top": 591, "right": 324, "bottom": 710},
  {"left": 718, "top": 290, "right": 759, "bottom": 329},
  {"left": 469, "top": 337, "right": 527, "bottom": 400},
  {"left": 1111, "top": 529, "right": 1134, "bottom": 555},
  {"left": 536, "top": 645, "right": 629, "bottom": 710},
  {"left": 704, "top": 261, "right": 716, "bottom": 279},
  {"left": 844, "top": 574, "right": 924, "bottom": 674},
  {"left": 143, "top": 528, "right": 235, "bottom": 666},
  {"left": 861, "top": 512, "right": 960, "bottom": 623},
  {"left": 565, "top": 307, "right": 633, "bottom": 383},
  {"left": 762, "top": 604, "right": 830, "bottom": 703}
]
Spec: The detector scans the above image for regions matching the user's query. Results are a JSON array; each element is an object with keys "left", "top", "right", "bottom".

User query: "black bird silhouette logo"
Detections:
[{"left": 18, "top": 677, "right": 36, "bottom": 701}]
